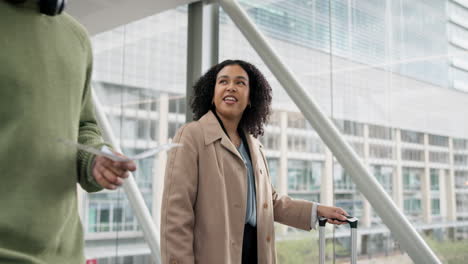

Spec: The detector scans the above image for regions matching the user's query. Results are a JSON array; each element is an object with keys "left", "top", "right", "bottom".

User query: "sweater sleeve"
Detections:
[{"left": 76, "top": 41, "right": 107, "bottom": 193}]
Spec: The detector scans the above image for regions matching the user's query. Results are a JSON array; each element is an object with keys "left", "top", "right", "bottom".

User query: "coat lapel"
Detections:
[
  {"left": 245, "top": 133, "right": 260, "bottom": 176},
  {"left": 245, "top": 132, "right": 263, "bottom": 210},
  {"left": 221, "top": 136, "right": 243, "bottom": 161}
]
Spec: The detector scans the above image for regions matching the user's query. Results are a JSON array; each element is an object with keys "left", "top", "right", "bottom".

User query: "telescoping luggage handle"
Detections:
[{"left": 318, "top": 216, "right": 358, "bottom": 264}]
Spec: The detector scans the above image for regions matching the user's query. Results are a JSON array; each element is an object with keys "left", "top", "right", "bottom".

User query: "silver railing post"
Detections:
[
  {"left": 218, "top": 0, "right": 441, "bottom": 263},
  {"left": 187, "top": 0, "right": 219, "bottom": 122},
  {"left": 92, "top": 90, "right": 161, "bottom": 263}
]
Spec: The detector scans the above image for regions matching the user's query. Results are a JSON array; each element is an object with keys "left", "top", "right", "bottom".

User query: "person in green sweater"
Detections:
[{"left": 0, "top": 0, "right": 136, "bottom": 263}]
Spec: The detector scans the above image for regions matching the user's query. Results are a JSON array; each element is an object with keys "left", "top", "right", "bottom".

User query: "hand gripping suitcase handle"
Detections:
[
  {"left": 319, "top": 215, "right": 358, "bottom": 228},
  {"left": 318, "top": 216, "right": 358, "bottom": 264}
]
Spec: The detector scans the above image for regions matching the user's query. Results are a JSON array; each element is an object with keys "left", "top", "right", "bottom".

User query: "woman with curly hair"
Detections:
[{"left": 160, "top": 59, "right": 348, "bottom": 264}]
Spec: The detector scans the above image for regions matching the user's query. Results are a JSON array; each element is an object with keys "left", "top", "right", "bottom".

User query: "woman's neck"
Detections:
[{"left": 215, "top": 110, "right": 241, "bottom": 141}]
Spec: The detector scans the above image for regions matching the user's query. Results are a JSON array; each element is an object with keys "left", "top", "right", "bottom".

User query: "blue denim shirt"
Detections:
[{"left": 237, "top": 140, "right": 257, "bottom": 226}]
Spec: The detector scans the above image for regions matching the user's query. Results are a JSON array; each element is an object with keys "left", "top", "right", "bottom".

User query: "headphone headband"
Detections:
[{"left": 39, "top": 0, "right": 66, "bottom": 16}]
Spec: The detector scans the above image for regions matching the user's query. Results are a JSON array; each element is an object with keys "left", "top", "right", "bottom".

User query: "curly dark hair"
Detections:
[{"left": 191, "top": 59, "right": 272, "bottom": 138}]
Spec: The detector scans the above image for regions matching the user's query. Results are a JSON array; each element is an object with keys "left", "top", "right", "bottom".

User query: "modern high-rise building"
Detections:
[{"left": 69, "top": 0, "right": 468, "bottom": 263}]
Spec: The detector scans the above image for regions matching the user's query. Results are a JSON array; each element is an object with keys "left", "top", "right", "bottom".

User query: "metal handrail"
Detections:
[
  {"left": 92, "top": 90, "right": 161, "bottom": 263},
  {"left": 218, "top": 0, "right": 442, "bottom": 263}
]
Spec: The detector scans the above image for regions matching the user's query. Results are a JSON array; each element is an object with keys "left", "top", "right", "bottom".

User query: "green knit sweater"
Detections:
[{"left": 0, "top": 1, "right": 106, "bottom": 263}]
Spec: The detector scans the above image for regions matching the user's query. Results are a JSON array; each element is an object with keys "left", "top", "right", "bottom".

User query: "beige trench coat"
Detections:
[{"left": 160, "top": 111, "right": 314, "bottom": 264}]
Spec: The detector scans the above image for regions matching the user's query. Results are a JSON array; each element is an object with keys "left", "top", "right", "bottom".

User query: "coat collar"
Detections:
[
  {"left": 199, "top": 110, "right": 225, "bottom": 146},
  {"left": 198, "top": 111, "right": 262, "bottom": 161}
]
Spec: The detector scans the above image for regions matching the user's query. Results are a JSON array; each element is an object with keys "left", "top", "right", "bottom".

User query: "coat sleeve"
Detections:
[
  {"left": 161, "top": 123, "right": 199, "bottom": 264},
  {"left": 271, "top": 188, "right": 314, "bottom": 230},
  {"left": 259, "top": 146, "right": 314, "bottom": 230}
]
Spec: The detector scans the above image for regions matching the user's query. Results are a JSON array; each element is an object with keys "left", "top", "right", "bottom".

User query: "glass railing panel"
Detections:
[{"left": 80, "top": 5, "right": 188, "bottom": 264}]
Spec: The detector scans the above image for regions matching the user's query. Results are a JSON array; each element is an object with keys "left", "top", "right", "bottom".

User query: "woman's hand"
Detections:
[{"left": 317, "top": 205, "right": 349, "bottom": 225}]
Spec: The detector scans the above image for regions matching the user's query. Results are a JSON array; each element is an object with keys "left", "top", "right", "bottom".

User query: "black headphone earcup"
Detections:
[{"left": 39, "top": 0, "right": 66, "bottom": 16}]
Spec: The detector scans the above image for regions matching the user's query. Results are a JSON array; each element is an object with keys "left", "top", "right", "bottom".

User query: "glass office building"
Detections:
[{"left": 69, "top": 0, "right": 468, "bottom": 263}]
